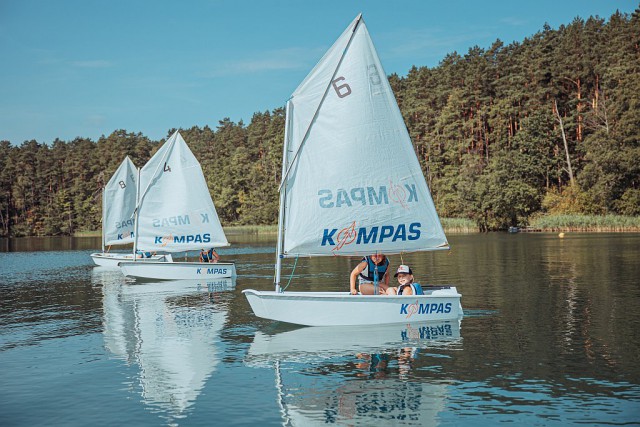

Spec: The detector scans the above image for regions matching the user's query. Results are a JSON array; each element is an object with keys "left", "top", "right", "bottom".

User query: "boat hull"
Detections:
[
  {"left": 90, "top": 253, "right": 172, "bottom": 268},
  {"left": 243, "top": 287, "right": 463, "bottom": 326},
  {"left": 118, "top": 261, "right": 236, "bottom": 280}
]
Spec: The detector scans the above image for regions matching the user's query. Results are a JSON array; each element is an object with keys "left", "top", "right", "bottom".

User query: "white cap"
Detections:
[{"left": 394, "top": 265, "right": 413, "bottom": 277}]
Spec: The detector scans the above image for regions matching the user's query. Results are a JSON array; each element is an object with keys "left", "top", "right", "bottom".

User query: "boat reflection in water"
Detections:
[
  {"left": 246, "top": 320, "right": 461, "bottom": 365},
  {"left": 245, "top": 320, "right": 462, "bottom": 425},
  {"left": 93, "top": 267, "right": 235, "bottom": 419}
]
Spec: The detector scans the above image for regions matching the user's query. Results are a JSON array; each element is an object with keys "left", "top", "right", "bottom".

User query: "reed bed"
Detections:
[
  {"left": 531, "top": 214, "right": 640, "bottom": 232},
  {"left": 74, "top": 230, "right": 101, "bottom": 237},
  {"left": 223, "top": 224, "right": 278, "bottom": 234},
  {"left": 441, "top": 218, "right": 478, "bottom": 233}
]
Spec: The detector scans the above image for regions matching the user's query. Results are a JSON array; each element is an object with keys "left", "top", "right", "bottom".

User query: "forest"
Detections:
[{"left": 0, "top": 10, "right": 638, "bottom": 237}]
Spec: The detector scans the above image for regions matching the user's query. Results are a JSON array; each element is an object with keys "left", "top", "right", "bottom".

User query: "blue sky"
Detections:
[{"left": 1, "top": 0, "right": 637, "bottom": 145}]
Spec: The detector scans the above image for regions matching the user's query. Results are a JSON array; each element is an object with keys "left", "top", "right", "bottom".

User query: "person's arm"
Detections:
[
  {"left": 212, "top": 251, "right": 220, "bottom": 263},
  {"left": 350, "top": 261, "right": 366, "bottom": 295}
]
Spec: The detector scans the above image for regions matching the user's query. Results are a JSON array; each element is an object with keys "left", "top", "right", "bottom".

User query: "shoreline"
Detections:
[
  {"left": 6, "top": 215, "right": 634, "bottom": 238},
  {"left": 70, "top": 218, "right": 640, "bottom": 238}
]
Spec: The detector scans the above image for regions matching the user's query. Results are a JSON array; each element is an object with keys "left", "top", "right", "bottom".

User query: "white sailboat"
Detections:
[
  {"left": 118, "top": 131, "right": 235, "bottom": 280},
  {"left": 243, "top": 14, "right": 462, "bottom": 326},
  {"left": 90, "top": 156, "right": 170, "bottom": 267}
]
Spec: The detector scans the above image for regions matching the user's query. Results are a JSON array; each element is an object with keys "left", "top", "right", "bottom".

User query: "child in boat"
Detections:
[
  {"left": 199, "top": 248, "right": 220, "bottom": 263},
  {"left": 349, "top": 253, "right": 390, "bottom": 295},
  {"left": 386, "top": 265, "right": 424, "bottom": 295},
  {"left": 135, "top": 249, "right": 153, "bottom": 258}
]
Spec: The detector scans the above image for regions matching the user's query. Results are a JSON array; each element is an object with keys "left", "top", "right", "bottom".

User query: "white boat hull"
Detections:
[
  {"left": 243, "top": 287, "right": 463, "bottom": 326},
  {"left": 90, "top": 253, "right": 172, "bottom": 268},
  {"left": 119, "top": 261, "right": 236, "bottom": 280}
]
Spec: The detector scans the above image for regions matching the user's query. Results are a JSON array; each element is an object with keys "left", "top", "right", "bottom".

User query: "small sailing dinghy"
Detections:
[
  {"left": 91, "top": 156, "right": 170, "bottom": 267},
  {"left": 243, "top": 14, "right": 462, "bottom": 326},
  {"left": 118, "top": 131, "right": 235, "bottom": 280}
]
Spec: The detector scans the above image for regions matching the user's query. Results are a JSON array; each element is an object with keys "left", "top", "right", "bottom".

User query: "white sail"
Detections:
[
  {"left": 103, "top": 156, "right": 137, "bottom": 246},
  {"left": 282, "top": 15, "right": 448, "bottom": 257},
  {"left": 134, "top": 131, "right": 229, "bottom": 252}
]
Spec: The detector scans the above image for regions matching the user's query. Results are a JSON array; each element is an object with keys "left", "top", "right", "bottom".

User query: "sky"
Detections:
[{"left": 1, "top": 0, "right": 637, "bottom": 145}]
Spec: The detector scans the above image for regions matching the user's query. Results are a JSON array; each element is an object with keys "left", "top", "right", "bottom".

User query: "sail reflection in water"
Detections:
[
  {"left": 93, "top": 267, "right": 234, "bottom": 417},
  {"left": 245, "top": 320, "right": 461, "bottom": 425}
]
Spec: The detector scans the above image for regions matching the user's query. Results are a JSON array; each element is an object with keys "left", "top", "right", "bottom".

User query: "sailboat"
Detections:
[
  {"left": 118, "top": 131, "right": 236, "bottom": 280},
  {"left": 90, "top": 156, "right": 170, "bottom": 267},
  {"left": 243, "top": 14, "right": 462, "bottom": 326}
]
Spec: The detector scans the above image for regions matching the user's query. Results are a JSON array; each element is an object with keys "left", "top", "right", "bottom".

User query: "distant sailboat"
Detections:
[
  {"left": 118, "top": 131, "right": 235, "bottom": 280},
  {"left": 243, "top": 14, "right": 462, "bottom": 326},
  {"left": 90, "top": 156, "right": 170, "bottom": 267}
]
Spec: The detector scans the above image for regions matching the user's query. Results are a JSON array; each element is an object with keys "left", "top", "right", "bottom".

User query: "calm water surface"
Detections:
[{"left": 1, "top": 233, "right": 639, "bottom": 426}]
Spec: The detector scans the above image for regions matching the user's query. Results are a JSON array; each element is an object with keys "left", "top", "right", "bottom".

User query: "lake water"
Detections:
[{"left": 1, "top": 233, "right": 639, "bottom": 426}]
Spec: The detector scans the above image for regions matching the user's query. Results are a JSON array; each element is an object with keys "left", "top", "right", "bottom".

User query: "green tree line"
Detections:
[{"left": 0, "top": 10, "right": 638, "bottom": 236}]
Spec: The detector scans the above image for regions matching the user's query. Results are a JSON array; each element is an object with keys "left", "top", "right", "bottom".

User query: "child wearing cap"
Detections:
[{"left": 386, "top": 265, "right": 424, "bottom": 295}]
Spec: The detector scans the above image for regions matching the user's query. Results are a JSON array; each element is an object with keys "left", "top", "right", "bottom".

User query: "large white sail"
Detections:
[
  {"left": 281, "top": 15, "right": 448, "bottom": 257},
  {"left": 134, "top": 131, "right": 229, "bottom": 252},
  {"left": 103, "top": 156, "right": 137, "bottom": 246}
]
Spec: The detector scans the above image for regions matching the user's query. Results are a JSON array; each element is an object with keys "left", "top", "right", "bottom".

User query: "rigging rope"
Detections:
[
  {"left": 282, "top": 256, "right": 299, "bottom": 292},
  {"left": 373, "top": 263, "right": 379, "bottom": 295}
]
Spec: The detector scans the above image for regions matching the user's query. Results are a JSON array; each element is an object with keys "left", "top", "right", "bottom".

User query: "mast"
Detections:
[
  {"left": 132, "top": 167, "right": 141, "bottom": 260},
  {"left": 274, "top": 101, "right": 292, "bottom": 292},
  {"left": 101, "top": 187, "right": 106, "bottom": 253}
]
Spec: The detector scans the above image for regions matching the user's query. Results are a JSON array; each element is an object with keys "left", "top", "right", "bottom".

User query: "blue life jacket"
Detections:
[
  {"left": 359, "top": 256, "right": 389, "bottom": 282},
  {"left": 398, "top": 282, "right": 424, "bottom": 295},
  {"left": 136, "top": 250, "right": 151, "bottom": 258},
  {"left": 202, "top": 248, "right": 215, "bottom": 262}
]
